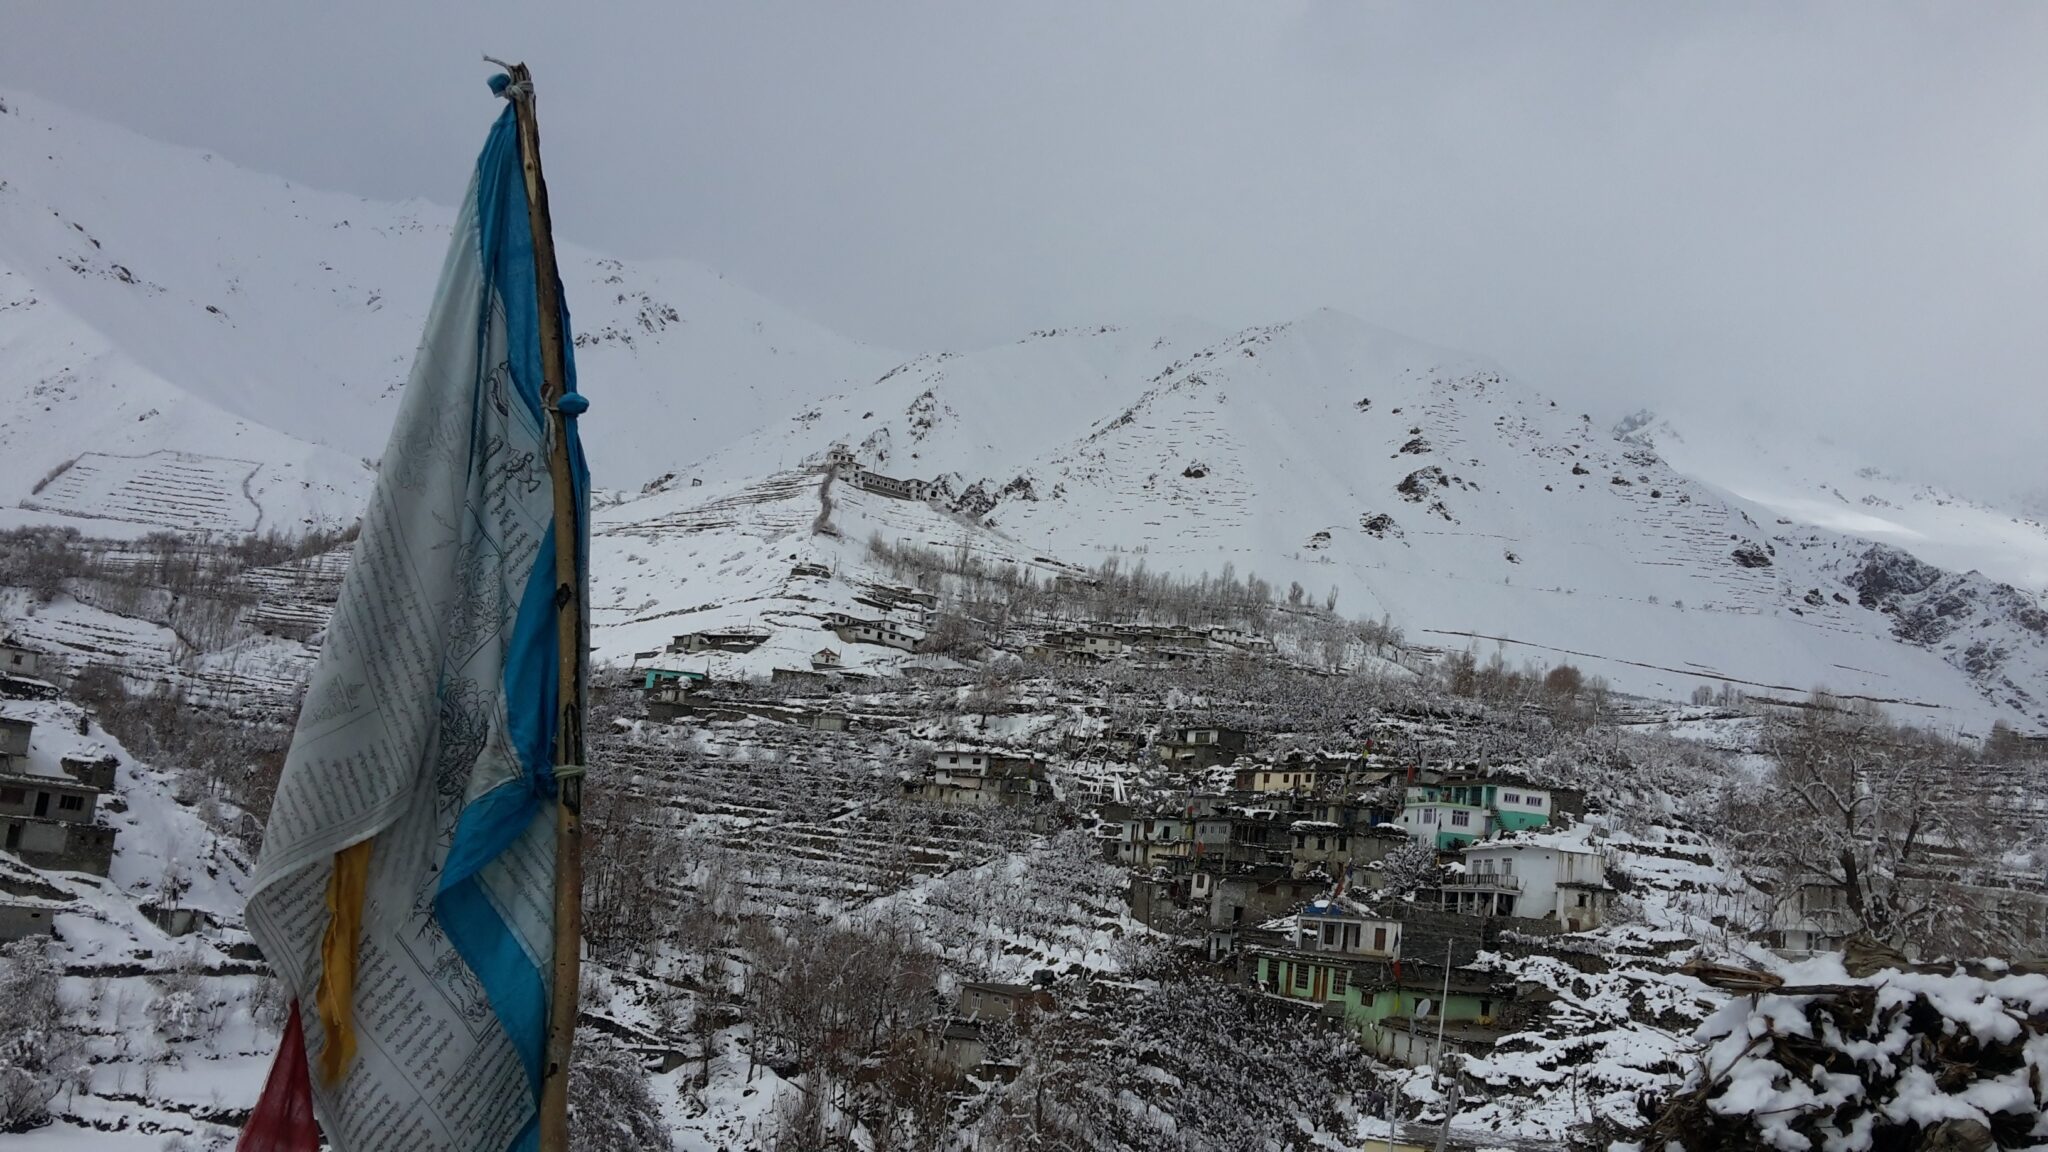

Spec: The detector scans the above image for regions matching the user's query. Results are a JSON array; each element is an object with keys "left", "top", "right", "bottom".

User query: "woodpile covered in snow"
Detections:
[{"left": 1628, "top": 957, "right": 2048, "bottom": 1151}]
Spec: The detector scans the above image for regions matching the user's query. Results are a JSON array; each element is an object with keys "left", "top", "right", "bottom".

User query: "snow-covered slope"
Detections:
[
  {"left": 1617, "top": 408, "right": 2048, "bottom": 596},
  {"left": 0, "top": 89, "right": 899, "bottom": 533},
  {"left": 5, "top": 87, "right": 2040, "bottom": 733},
  {"left": 607, "top": 312, "right": 2048, "bottom": 733}
]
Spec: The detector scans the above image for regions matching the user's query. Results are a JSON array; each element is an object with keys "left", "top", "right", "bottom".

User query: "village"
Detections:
[
  {"left": 612, "top": 584, "right": 2011, "bottom": 1104},
  {"left": 0, "top": 519, "right": 2043, "bottom": 1149}
]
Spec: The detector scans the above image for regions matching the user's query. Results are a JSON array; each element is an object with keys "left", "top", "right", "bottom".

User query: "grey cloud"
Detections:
[{"left": 5, "top": 1, "right": 2042, "bottom": 496}]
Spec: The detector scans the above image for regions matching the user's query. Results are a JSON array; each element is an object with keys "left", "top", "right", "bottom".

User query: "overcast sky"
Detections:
[{"left": 7, "top": 2, "right": 2045, "bottom": 496}]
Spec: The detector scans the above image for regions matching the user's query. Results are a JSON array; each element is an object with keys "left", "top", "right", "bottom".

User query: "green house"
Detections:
[
  {"left": 642, "top": 667, "right": 709, "bottom": 691},
  {"left": 1249, "top": 948, "right": 1502, "bottom": 1038},
  {"left": 1394, "top": 777, "right": 1556, "bottom": 848}
]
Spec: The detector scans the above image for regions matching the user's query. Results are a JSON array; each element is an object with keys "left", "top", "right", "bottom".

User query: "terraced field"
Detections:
[
  {"left": 596, "top": 719, "right": 1036, "bottom": 915},
  {"left": 23, "top": 450, "right": 264, "bottom": 532}
]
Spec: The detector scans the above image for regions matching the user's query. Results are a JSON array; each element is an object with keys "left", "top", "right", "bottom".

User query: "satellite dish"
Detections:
[{"left": 1415, "top": 997, "right": 1434, "bottom": 1017}]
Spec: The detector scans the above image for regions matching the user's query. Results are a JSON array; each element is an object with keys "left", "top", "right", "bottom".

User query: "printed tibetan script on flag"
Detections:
[{"left": 243, "top": 99, "right": 587, "bottom": 1152}]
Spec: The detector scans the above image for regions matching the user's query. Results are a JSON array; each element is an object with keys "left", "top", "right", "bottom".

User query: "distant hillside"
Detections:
[
  {"left": 601, "top": 312, "right": 2047, "bottom": 733},
  {"left": 0, "top": 88, "right": 900, "bottom": 533}
]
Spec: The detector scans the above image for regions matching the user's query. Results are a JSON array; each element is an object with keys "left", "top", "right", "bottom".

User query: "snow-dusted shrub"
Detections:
[
  {"left": 0, "top": 939, "right": 82, "bottom": 1131},
  {"left": 569, "top": 1031, "right": 669, "bottom": 1152},
  {"left": 147, "top": 949, "right": 211, "bottom": 1044},
  {"left": 1378, "top": 837, "right": 1439, "bottom": 897},
  {"left": 981, "top": 971, "right": 1378, "bottom": 1151}
]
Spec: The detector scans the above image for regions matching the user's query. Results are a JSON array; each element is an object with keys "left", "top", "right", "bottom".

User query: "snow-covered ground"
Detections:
[{"left": 5, "top": 86, "right": 2043, "bottom": 735}]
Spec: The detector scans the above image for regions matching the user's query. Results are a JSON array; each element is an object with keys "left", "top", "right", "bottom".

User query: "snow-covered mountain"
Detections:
[
  {"left": 0, "top": 89, "right": 899, "bottom": 534},
  {"left": 603, "top": 313, "right": 2048, "bottom": 733},
  {"left": 4, "top": 88, "right": 2042, "bottom": 734},
  {"left": 1615, "top": 408, "right": 2048, "bottom": 596}
]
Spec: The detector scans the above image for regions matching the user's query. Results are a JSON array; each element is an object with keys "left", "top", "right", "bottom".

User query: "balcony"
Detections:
[{"left": 1442, "top": 871, "right": 1520, "bottom": 891}]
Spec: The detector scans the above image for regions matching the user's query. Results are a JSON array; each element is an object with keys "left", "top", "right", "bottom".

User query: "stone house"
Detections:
[
  {"left": 1155, "top": 726, "right": 1252, "bottom": 770},
  {"left": 1112, "top": 815, "right": 1192, "bottom": 868},
  {"left": 668, "top": 630, "right": 768, "bottom": 655},
  {"left": 924, "top": 1019, "right": 988, "bottom": 1075},
  {"left": 0, "top": 718, "right": 117, "bottom": 877},
  {"left": 0, "top": 901, "right": 59, "bottom": 943},
  {"left": 1208, "top": 867, "right": 1325, "bottom": 934},
  {"left": 0, "top": 717, "right": 30, "bottom": 765},
  {"left": 957, "top": 981, "right": 1054, "bottom": 1024},
  {"left": 1287, "top": 821, "right": 1408, "bottom": 881},
  {"left": 907, "top": 747, "right": 1048, "bottom": 808}
]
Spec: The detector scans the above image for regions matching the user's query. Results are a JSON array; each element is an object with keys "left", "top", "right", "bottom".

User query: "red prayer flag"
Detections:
[{"left": 237, "top": 1000, "right": 321, "bottom": 1152}]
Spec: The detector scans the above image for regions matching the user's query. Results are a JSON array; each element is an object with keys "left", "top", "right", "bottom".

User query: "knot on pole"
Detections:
[
  {"left": 483, "top": 56, "right": 532, "bottom": 101},
  {"left": 555, "top": 392, "right": 589, "bottom": 418}
]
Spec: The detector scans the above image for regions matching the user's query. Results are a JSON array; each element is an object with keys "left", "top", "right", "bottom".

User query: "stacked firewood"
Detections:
[{"left": 1629, "top": 962, "right": 2048, "bottom": 1151}]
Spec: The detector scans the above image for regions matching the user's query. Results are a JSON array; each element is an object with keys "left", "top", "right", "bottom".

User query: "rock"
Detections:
[{"left": 1919, "top": 1118, "right": 1993, "bottom": 1152}]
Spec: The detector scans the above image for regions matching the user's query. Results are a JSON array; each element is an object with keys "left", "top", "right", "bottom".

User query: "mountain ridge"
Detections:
[{"left": 3, "top": 87, "right": 2042, "bottom": 732}]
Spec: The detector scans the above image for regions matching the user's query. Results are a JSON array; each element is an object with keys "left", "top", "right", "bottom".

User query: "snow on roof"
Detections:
[{"left": 1464, "top": 824, "right": 1601, "bottom": 854}]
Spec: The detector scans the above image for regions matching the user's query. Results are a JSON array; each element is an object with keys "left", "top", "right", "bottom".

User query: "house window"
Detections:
[
  {"left": 0, "top": 788, "right": 21, "bottom": 805},
  {"left": 1421, "top": 808, "right": 1436, "bottom": 824},
  {"left": 7, "top": 654, "right": 20, "bottom": 666},
  {"left": 1373, "top": 926, "right": 1388, "bottom": 951},
  {"left": 1344, "top": 923, "right": 1360, "bottom": 949},
  {"left": 1316, "top": 837, "right": 1327, "bottom": 850},
  {"left": 58, "top": 795, "right": 83, "bottom": 812},
  {"left": 1503, "top": 792, "right": 1519, "bottom": 804},
  {"left": 948, "top": 756, "right": 958, "bottom": 764},
  {"left": 1293, "top": 965, "right": 1309, "bottom": 991},
  {"left": 1576, "top": 893, "right": 1589, "bottom": 907},
  {"left": 1530, "top": 796, "right": 1545, "bottom": 808},
  {"left": 1330, "top": 968, "right": 1349, "bottom": 997},
  {"left": 1322, "top": 923, "right": 1340, "bottom": 947},
  {"left": 1450, "top": 811, "right": 1470, "bottom": 828},
  {"left": 1500, "top": 859, "right": 1514, "bottom": 876}
]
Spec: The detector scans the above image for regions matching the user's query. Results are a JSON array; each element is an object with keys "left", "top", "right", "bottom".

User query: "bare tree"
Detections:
[{"left": 1722, "top": 693, "right": 2000, "bottom": 952}]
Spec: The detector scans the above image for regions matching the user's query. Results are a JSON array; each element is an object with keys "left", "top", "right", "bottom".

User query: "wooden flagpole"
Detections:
[{"left": 493, "top": 60, "right": 587, "bottom": 1152}]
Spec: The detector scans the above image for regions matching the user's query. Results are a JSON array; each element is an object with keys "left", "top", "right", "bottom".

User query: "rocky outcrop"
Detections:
[{"left": 1838, "top": 544, "right": 2048, "bottom": 722}]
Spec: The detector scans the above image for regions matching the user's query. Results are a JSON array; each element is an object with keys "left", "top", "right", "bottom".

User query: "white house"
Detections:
[
  {"left": 811, "top": 647, "right": 842, "bottom": 669},
  {"left": 826, "top": 614, "right": 921, "bottom": 653},
  {"left": 0, "top": 643, "right": 39, "bottom": 679},
  {"left": 1768, "top": 879, "right": 1856, "bottom": 956},
  {"left": 1290, "top": 899, "right": 1402, "bottom": 960},
  {"left": 1454, "top": 831, "right": 1612, "bottom": 930}
]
